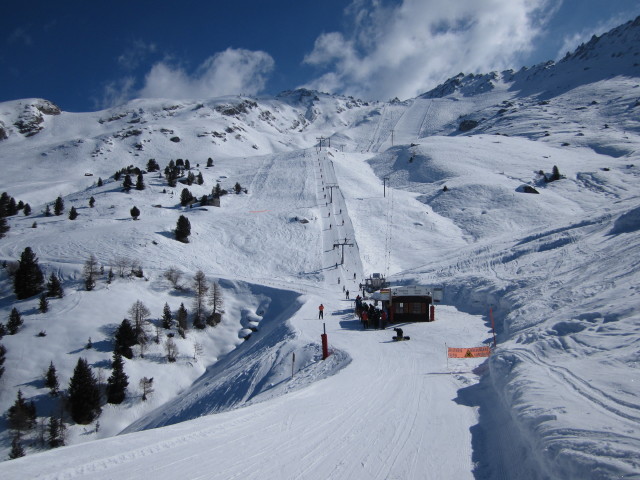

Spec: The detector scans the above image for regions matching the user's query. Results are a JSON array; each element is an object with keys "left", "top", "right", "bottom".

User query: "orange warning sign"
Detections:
[{"left": 447, "top": 346, "right": 491, "bottom": 358}]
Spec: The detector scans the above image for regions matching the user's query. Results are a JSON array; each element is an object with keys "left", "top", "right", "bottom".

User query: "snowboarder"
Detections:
[
  {"left": 393, "top": 327, "right": 404, "bottom": 340},
  {"left": 318, "top": 304, "right": 324, "bottom": 319}
]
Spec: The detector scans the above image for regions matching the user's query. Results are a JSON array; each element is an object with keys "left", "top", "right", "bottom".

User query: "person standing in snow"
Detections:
[
  {"left": 345, "top": 290, "right": 350, "bottom": 300},
  {"left": 318, "top": 304, "right": 324, "bottom": 319}
]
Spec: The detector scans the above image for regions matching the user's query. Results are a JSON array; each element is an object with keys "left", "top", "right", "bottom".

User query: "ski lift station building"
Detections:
[{"left": 376, "top": 285, "right": 443, "bottom": 323}]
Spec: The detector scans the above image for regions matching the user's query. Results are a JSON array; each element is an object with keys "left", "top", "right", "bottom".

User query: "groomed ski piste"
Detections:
[{"left": 1, "top": 17, "right": 640, "bottom": 479}]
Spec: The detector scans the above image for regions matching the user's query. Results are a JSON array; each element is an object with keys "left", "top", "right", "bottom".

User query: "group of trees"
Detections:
[
  {"left": 1, "top": 191, "right": 30, "bottom": 238},
  {"left": 541, "top": 165, "right": 562, "bottom": 183},
  {"left": 5, "top": 344, "right": 132, "bottom": 458},
  {"left": 40, "top": 196, "right": 80, "bottom": 220}
]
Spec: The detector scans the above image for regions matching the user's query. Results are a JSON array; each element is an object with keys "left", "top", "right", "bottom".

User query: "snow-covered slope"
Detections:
[{"left": 0, "top": 15, "right": 639, "bottom": 480}]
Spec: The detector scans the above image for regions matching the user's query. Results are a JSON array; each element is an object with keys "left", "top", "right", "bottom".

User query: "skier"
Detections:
[
  {"left": 318, "top": 304, "right": 324, "bottom": 319},
  {"left": 361, "top": 310, "right": 369, "bottom": 329},
  {"left": 345, "top": 289, "right": 350, "bottom": 300}
]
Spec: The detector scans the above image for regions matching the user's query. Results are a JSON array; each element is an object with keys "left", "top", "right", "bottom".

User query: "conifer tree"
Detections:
[
  {"left": 44, "top": 204, "right": 52, "bottom": 217},
  {"left": 180, "top": 188, "right": 192, "bottom": 206},
  {"left": 114, "top": 319, "right": 137, "bottom": 359},
  {"left": 106, "top": 352, "right": 128, "bottom": 404},
  {"left": 207, "top": 157, "right": 213, "bottom": 167},
  {"left": 122, "top": 174, "right": 133, "bottom": 192},
  {"left": 39, "top": 294, "right": 49, "bottom": 313},
  {"left": 8, "top": 435, "right": 25, "bottom": 459},
  {"left": 47, "top": 416, "right": 64, "bottom": 448},
  {"left": 0, "top": 344, "right": 6, "bottom": 380},
  {"left": 54, "top": 196, "right": 64, "bottom": 216},
  {"left": 68, "top": 206, "right": 78, "bottom": 220},
  {"left": 0, "top": 216, "right": 8, "bottom": 238},
  {"left": 97, "top": 177, "right": 103, "bottom": 187},
  {"left": 7, "top": 390, "right": 36, "bottom": 431},
  {"left": 176, "top": 303, "right": 188, "bottom": 337},
  {"left": 7, "top": 308, "right": 23, "bottom": 335},
  {"left": 7, "top": 197, "right": 18, "bottom": 216},
  {"left": 135, "top": 173, "right": 145, "bottom": 190},
  {"left": 23, "top": 203, "right": 31, "bottom": 216},
  {"left": 0, "top": 323, "right": 6, "bottom": 338},
  {"left": 44, "top": 361, "right": 59, "bottom": 396},
  {"left": 130, "top": 206, "right": 140, "bottom": 220},
  {"left": 46, "top": 272, "right": 64, "bottom": 298},
  {"left": 162, "top": 302, "right": 173, "bottom": 329},
  {"left": 196, "top": 172, "right": 204, "bottom": 185},
  {"left": 68, "top": 358, "right": 101, "bottom": 424},
  {"left": 13, "top": 247, "right": 44, "bottom": 299},
  {"left": 175, "top": 215, "right": 191, "bottom": 243}
]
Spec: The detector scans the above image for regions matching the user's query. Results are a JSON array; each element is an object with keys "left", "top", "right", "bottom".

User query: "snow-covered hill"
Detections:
[{"left": 0, "top": 15, "right": 639, "bottom": 480}]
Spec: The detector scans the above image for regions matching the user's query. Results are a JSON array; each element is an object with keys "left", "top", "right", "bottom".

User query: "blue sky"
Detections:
[{"left": 2, "top": 0, "right": 638, "bottom": 112}]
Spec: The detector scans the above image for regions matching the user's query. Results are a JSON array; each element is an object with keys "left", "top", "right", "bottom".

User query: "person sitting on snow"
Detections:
[{"left": 393, "top": 327, "right": 404, "bottom": 339}]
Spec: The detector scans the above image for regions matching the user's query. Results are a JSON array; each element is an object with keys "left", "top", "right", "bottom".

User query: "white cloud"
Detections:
[
  {"left": 117, "top": 40, "right": 157, "bottom": 70},
  {"left": 95, "top": 77, "right": 137, "bottom": 110},
  {"left": 8, "top": 27, "right": 33, "bottom": 46},
  {"left": 139, "top": 48, "right": 275, "bottom": 100},
  {"left": 556, "top": 14, "right": 630, "bottom": 60},
  {"left": 302, "top": 0, "right": 556, "bottom": 100}
]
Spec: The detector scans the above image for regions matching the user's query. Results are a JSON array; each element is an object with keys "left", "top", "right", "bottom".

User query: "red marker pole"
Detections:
[
  {"left": 321, "top": 323, "right": 329, "bottom": 360},
  {"left": 430, "top": 304, "right": 435, "bottom": 322}
]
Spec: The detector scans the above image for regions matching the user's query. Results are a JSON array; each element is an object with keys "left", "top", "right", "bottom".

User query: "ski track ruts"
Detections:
[{"left": 511, "top": 348, "right": 640, "bottom": 423}]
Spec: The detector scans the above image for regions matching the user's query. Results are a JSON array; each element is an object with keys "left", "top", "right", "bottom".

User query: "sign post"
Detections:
[{"left": 321, "top": 323, "right": 329, "bottom": 360}]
